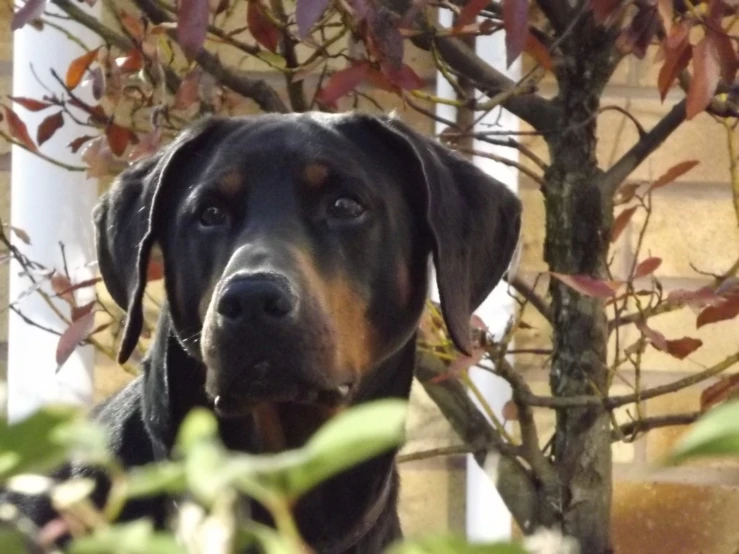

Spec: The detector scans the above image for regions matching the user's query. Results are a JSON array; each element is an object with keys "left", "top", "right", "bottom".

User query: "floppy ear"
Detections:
[
  {"left": 366, "top": 117, "right": 522, "bottom": 355},
  {"left": 93, "top": 117, "right": 225, "bottom": 364}
]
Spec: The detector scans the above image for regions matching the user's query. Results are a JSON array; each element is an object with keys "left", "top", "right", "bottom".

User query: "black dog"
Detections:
[{"left": 8, "top": 112, "right": 521, "bottom": 552}]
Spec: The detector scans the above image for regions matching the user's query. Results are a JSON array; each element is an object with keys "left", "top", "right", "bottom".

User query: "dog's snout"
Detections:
[{"left": 216, "top": 275, "right": 296, "bottom": 324}]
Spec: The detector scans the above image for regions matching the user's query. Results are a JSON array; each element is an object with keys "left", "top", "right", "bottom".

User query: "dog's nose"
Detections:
[{"left": 216, "top": 275, "right": 296, "bottom": 324}]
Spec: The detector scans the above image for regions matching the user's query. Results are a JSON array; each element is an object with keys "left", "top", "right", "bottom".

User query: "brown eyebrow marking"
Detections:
[
  {"left": 302, "top": 163, "right": 330, "bottom": 188},
  {"left": 218, "top": 169, "right": 243, "bottom": 196}
]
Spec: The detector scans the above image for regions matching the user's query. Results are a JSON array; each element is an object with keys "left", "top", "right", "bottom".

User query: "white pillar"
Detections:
[
  {"left": 8, "top": 3, "right": 101, "bottom": 423},
  {"left": 433, "top": 13, "right": 520, "bottom": 542},
  {"left": 464, "top": 28, "right": 520, "bottom": 543}
]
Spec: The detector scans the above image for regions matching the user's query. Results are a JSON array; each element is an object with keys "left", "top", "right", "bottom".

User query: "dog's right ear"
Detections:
[{"left": 93, "top": 117, "right": 225, "bottom": 364}]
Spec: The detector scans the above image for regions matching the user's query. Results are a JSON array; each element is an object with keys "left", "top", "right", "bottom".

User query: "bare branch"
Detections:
[
  {"left": 614, "top": 412, "right": 700, "bottom": 442},
  {"left": 597, "top": 99, "right": 687, "bottom": 197},
  {"left": 507, "top": 275, "right": 553, "bottom": 323},
  {"left": 408, "top": 29, "right": 558, "bottom": 130}
]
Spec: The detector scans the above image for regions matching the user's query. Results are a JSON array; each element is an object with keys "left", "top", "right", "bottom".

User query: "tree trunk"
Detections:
[{"left": 544, "top": 24, "right": 619, "bottom": 554}]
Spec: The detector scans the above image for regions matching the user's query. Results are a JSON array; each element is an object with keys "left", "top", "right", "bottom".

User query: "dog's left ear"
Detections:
[{"left": 362, "top": 116, "right": 522, "bottom": 355}]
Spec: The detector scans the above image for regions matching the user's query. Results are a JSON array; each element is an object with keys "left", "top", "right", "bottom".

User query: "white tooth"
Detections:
[{"left": 337, "top": 385, "right": 350, "bottom": 397}]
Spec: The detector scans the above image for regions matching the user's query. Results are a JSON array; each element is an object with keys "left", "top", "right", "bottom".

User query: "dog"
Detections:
[{"left": 6, "top": 112, "right": 521, "bottom": 552}]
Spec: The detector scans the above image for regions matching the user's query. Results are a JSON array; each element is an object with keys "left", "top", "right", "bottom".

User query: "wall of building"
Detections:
[{"left": 1, "top": 6, "right": 739, "bottom": 550}]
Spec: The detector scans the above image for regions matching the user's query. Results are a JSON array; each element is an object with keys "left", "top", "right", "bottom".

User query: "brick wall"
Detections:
[{"left": 1, "top": 12, "right": 739, "bottom": 550}]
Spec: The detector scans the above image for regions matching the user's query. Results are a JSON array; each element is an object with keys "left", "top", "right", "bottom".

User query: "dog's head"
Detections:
[{"left": 94, "top": 113, "right": 521, "bottom": 417}]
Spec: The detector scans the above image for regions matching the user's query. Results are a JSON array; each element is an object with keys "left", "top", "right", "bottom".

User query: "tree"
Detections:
[{"left": 4, "top": 0, "right": 739, "bottom": 552}]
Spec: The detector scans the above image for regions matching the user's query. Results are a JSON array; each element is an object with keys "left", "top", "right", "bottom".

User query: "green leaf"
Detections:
[
  {"left": 176, "top": 408, "right": 219, "bottom": 454},
  {"left": 239, "top": 522, "right": 299, "bottom": 554},
  {"left": 0, "top": 406, "right": 80, "bottom": 481},
  {"left": 261, "top": 399, "right": 407, "bottom": 498},
  {"left": 0, "top": 527, "right": 29, "bottom": 554},
  {"left": 125, "top": 462, "right": 187, "bottom": 500},
  {"left": 70, "top": 520, "right": 184, "bottom": 554},
  {"left": 52, "top": 418, "right": 111, "bottom": 466},
  {"left": 665, "top": 400, "right": 739, "bottom": 464},
  {"left": 387, "top": 535, "right": 529, "bottom": 554}
]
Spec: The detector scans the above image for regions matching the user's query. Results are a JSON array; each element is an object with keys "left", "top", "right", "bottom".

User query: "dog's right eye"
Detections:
[{"left": 199, "top": 205, "right": 228, "bottom": 227}]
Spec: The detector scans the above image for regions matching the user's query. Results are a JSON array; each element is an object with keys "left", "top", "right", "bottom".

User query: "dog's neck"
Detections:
[{"left": 141, "top": 307, "right": 413, "bottom": 551}]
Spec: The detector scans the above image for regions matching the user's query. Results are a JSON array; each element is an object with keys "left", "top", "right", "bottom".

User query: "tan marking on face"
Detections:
[
  {"left": 293, "top": 249, "right": 377, "bottom": 378},
  {"left": 198, "top": 277, "right": 219, "bottom": 323},
  {"left": 218, "top": 169, "right": 243, "bottom": 196},
  {"left": 253, "top": 404, "right": 286, "bottom": 452},
  {"left": 302, "top": 163, "right": 329, "bottom": 188},
  {"left": 396, "top": 262, "right": 411, "bottom": 308}
]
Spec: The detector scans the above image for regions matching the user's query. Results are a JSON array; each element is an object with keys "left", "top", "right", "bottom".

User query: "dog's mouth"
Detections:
[{"left": 210, "top": 382, "right": 354, "bottom": 419}]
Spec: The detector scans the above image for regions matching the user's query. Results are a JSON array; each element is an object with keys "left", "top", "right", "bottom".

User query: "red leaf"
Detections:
[
  {"left": 317, "top": 63, "right": 370, "bottom": 105},
  {"left": 701, "top": 373, "right": 739, "bottom": 411},
  {"left": 502, "top": 400, "right": 519, "bottom": 421},
  {"left": 383, "top": 63, "right": 425, "bottom": 91},
  {"left": 3, "top": 106, "right": 37, "bottom": 152},
  {"left": 296, "top": 0, "right": 330, "bottom": 39},
  {"left": 524, "top": 32, "right": 552, "bottom": 71},
  {"left": 115, "top": 49, "right": 144, "bottom": 73},
  {"left": 65, "top": 48, "right": 100, "bottom": 90},
  {"left": 633, "top": 257, "right": 662, "bottom": 279},
  {"left": 175, "top": 67, "right": 203, "bottom": 109},
  {"left": 696, "top": 295, "right": 739, "bottom": 328},
  {"left": 129, "top": 128, "right": 162, "bottom": 162},
  {"left": 657, "top": 0, "right": 673, "bottom": 34},
  {"left": 11, "top": 0, "right": 46, "bottom": 31},
  {"left": 106, "top": 124, "right": 131, "bottom": 156},
  {"left": 247, "top": 0, "right": 281, "bottom": 53},
  {"left": 9, "top": 97, "right": 53, "bottom": 112},
  {"left": 686, "top": 35, "right": 720, "bottom": 120},
  {"left": 611, "top": 206, "right": 637, "bottom": 242},
  {"left": 648, "top": 160, "right": 699, "bottom": 191},
  {"left": 68, "top": 135, "right": 94, "bottom": 154},
  {"left": 36, "top": 112, "right": 64, "bottom": 147},
  {"left": 665, "top": 336, "right": 703, "bottom": 359},
  {"left": 658, "top": 28, "right": 691, "bottom": 100},
  {"left": 455, "top": 0, "right": 489, "bottom": 29},
  {"left": 71, "top": 301, "right": 96, "bottom": 322},
  {"left": 147, "top": 259, "right": 164, "bottom": 282},
  {"left": 178, "top": 0, "right": 209, "bottom": 59},
  {"left": 590, "top": 0, "right": 620, "bottom": 24},
  {"left": 636, "top": 320, "right": 667, "bottom": 351},
  {"left": 709, "top": 29, "right": 738, "bottom": 85},
  {"left": 503, "top": 0, "right": 529, "bottom": 67},
  {"left": 55, "top": 277, "right": 102, "bottom": 299},
  {"left": 550, "top": 272, "right": 619, "bottom": 298},
  {"left": 429, "top": 348, "right": 484, "bottom": 384},
  {"left": 56, "top": 311, "right": 95, "bottom": 368},
  {"left": 120, "top": 11, "right": 145, "bottom": 41},
  {"left": 667, "top": 286, "right": 721, "bottom": 310},
  {"left": 51, "top": 273, "right": 75, "bottom": 305}
]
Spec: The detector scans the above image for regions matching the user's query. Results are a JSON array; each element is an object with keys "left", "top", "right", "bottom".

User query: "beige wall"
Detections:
[{"left": 1, "top": 9, "right": 739, "bottom": 550}]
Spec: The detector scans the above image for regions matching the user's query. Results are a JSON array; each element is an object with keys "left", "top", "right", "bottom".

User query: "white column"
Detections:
[
  {"left": 8, "top": 3, "right": 101, "bottom": 423},
  {"left": 433, "top": 13, "right": 520, "bottom": 542},
  {"left": 464, "top": 28, "right": 521, "bottom": 543}
]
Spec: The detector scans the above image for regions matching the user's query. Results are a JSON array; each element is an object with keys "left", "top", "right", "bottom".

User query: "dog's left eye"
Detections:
[
  {"left": 328, "top": 197, "right": 365, "bottom": 220},
  {"left": 199, "top": 205, "right": 229, "bottom": 227}
]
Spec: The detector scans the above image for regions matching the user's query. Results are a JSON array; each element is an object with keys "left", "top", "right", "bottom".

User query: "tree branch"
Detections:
[
  {"left": 597, "top": 99, "right": 687, "bottom": 197},
  {"left": 131, "top": 0, "right": 289, "bottom": 113},
  {"left": 406, "top": 25, "right": 558, "bottom": 131},
  {"left": 614, "top": 411, "right": 700, "bottom": 442},
  {"left": 415, "top": 352, "right": 539, "bottom": 532},
  {"left": 507, "top": 275, "right": 553, "bottom": 323}
]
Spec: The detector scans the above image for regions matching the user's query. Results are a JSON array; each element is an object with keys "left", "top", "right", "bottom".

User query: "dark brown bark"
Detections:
[{"left": 543, "top": 19, "right": 620, "bottom": 554}]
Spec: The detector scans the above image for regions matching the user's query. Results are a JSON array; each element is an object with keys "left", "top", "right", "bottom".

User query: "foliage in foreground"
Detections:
[{"left": 0, "top": 400, "right": 532, "bottom": 554}]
